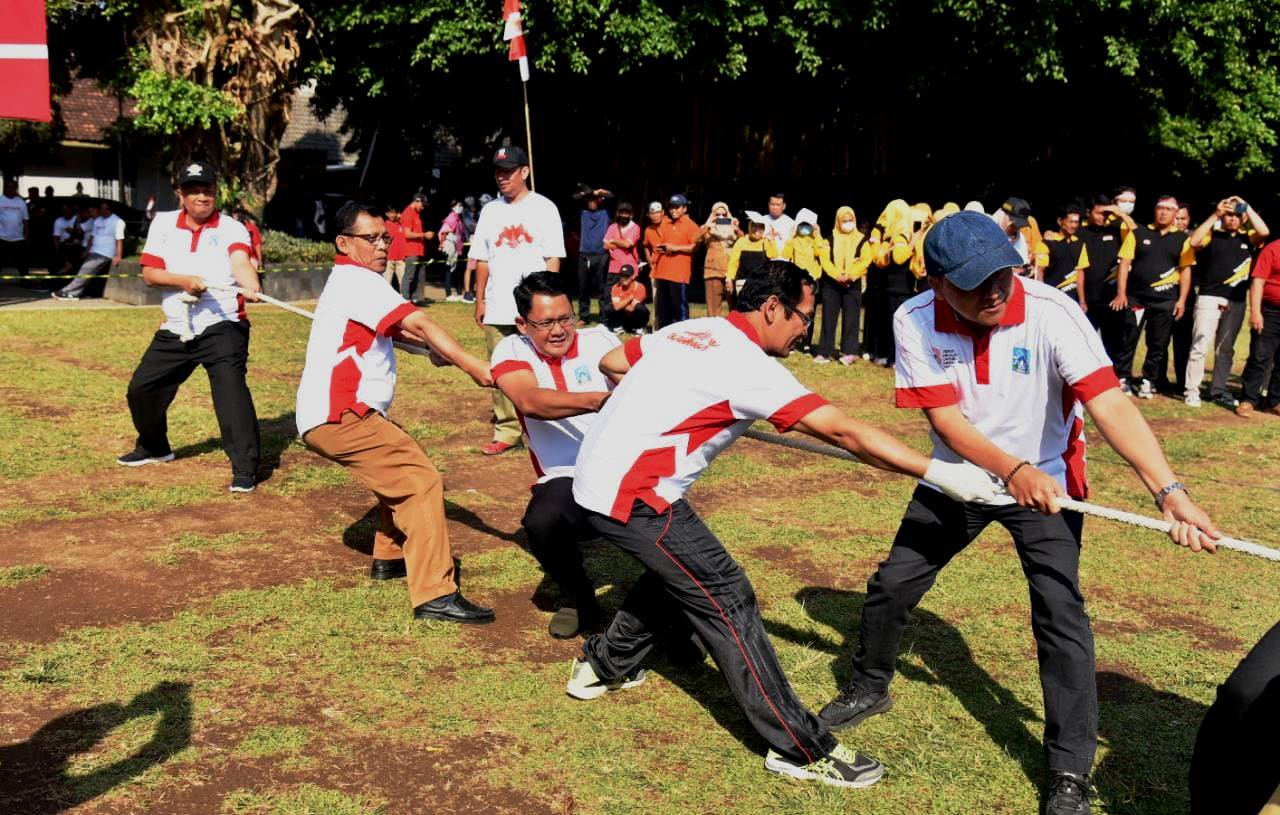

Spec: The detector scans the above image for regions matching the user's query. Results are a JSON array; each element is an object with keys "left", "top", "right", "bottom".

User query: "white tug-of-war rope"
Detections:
[
  {"left": 740, "top": 427, "right": 1280, "bottom": 563},
  {"left": 199, "top": 284, "right": 1278, "bottom": 563}
]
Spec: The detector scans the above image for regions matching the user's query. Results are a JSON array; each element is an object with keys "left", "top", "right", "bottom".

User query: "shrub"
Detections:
[{"left": 261, "top": 229, "right": 332, "bottom": 264}]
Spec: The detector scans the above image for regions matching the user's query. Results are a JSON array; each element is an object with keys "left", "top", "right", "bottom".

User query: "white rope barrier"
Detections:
[
  {"left": 206, "top": 284, "right": 433, "bottom": 358},
  {"left": 741, "top": 427, "right": 1280, "bottom": 563}
]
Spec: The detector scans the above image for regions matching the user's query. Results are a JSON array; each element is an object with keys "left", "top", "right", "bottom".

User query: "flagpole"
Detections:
[{"left": 522, "top": 77, "right": 535, "bottom": 191}]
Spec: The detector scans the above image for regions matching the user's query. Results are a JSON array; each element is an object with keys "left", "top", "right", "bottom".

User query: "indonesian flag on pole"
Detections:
[
  {"left": 0, "top": 0, "right": 52, "bottom": 122},
  {"left": 503, "top": 0, "right": 530, "bottom": 83}
]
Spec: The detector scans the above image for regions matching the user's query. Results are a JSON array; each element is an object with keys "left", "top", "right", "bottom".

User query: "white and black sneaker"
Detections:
[
  {"left": 50, "top": 291, "right": 80, "bottom": 301},
  {"left": 1136, "top": 379, "right": 1155, "bottom": 399},
  {"left": 116, "top": 447, "right": 175, "bottom": 467},
  {"left": 565, "top": 657, "right": 646, "bottom": 700},
  {"left": 229, "top": 475, "right": 256, "bottom": 493},
  {"left": 764, "top": 743, "right": 884, "bottom": 789},
  {"left": 1044, "top": 772, "right": 1093, "bottom": 815}
]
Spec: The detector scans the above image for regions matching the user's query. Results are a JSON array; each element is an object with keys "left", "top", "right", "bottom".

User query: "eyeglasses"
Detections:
[
  {"left": 342, "top": 232, "right": 392, "bottom": 246},
  {"left": 777, "top": 296, "right": 813, "bottom": 329},
  {"left": 525, "top": 313, "right": 576, "bottom": 331}
]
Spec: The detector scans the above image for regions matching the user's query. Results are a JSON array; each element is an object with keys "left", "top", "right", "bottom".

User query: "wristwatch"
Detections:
[{"left": 1154, "top": 481, "right": 1187, "bottom": 511}]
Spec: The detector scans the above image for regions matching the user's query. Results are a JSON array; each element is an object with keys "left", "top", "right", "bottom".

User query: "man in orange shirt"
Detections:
[{"left": 651, "top": 194, "right": 701, "bottom": 329}]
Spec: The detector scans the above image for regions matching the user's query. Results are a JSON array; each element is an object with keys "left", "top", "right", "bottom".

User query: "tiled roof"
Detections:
[
  {"left": 59, "top": 79, "right": 138, "bottom": 143},
  {"left": 281, "top": 82, "right": 359, "bottom": 165}
]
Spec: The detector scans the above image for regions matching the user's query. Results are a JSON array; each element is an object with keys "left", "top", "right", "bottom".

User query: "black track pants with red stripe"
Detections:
[{"left": 581, "top": 499, "right": 838, "bottom": 765}]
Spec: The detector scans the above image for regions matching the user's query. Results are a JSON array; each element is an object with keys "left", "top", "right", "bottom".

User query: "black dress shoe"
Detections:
[
  {"left": 370, "top": 558, "right": 407, "bottom": 580},
  {"left": 1044, "top": 772, "right": 1093, "bottom": 815},
  {"left": 413, "top": 592, "right": 495, "bottom": 624}
]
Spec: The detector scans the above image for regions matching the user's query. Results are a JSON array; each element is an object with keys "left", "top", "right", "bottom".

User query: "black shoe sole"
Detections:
[
  {"left": 370, "top": 563, "right": 408, "bottom": 581},
  {"left": 413, "top": 611, "right": 496, "bottom": 624},
  {"left": 820, "top": 693, "right": 893, "bottom": 732}
]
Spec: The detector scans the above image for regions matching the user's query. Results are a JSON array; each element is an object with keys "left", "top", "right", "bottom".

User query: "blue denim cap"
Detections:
[{"left": 923, "top": 210, "right": 1025, "bottom": 291}]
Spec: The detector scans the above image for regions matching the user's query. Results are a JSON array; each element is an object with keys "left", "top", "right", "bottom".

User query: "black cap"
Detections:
[
  {"left": 177, "top": 161, "right": 216, "bottom": 186},
  {"left": 1000, "top": 197, "right": 1031, "bottom": 228},
  {"left": 492, "top": 145, "right": 529, "bottom": 169},
  {"left": 619, "top": 264, "right": 636, "bottom": 278}
]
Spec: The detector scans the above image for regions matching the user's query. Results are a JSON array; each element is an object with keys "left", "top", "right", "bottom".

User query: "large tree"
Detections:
[{"left": 48, "top": 0, "right": 317, "bottom": 214}]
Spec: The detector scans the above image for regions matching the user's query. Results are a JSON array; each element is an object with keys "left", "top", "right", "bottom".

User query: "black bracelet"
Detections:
[{"left": 1003, "top": 460, "right": 1031, "bottom": 488}]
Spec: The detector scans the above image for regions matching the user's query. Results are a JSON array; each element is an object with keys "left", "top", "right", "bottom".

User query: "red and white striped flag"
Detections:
[
  {"left": 503, "top": 0, "right": 530, "bottom": 82},
  {"left": 0, "top": 0, "right": 52, "bottom": 122}
]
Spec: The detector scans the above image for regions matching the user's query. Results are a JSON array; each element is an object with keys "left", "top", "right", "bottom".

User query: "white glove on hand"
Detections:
[{"left": 924, "top": 460, "right": 1000, "bottom": 504}]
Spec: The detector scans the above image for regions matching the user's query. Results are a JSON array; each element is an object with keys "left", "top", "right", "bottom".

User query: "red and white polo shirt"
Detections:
[
  {"left": 491, "top": 325, "right": 620, "bottom": 484},
  {"left": 295, "top": 256, "right": 418, "bottom": 436},
  {"left": 139, "top": 210, "right": 253, "bottom": 338},
  {"left": 893, "top": 276, "right": 1120, "bottom": 501},
  {"left": 573, "top": 313, "right": 829, "bottom": 522}
]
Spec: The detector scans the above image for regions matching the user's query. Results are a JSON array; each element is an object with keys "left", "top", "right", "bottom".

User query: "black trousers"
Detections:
[
  {"left": 818, "top": 277, "right": 862, "bottom": 357},
  {"left": 1117, "top": 300, "right": 1176, "bottom": 387},
  {"left": 1189, "top": 621, "right": 1280, "bottom": 815},
  {"left": 1086, "top": 303, "right": 1128, "bottom": 379},
  {"left": 577, "top": 252, "right": 609, "bottom": 319},
  {"left": 606, "top": 303, "right": 650, "bottom": 333},
  {"left": 875, "top": 292, "right": 913, "bottom": 364},
  {"left": 125, "top": 322, "right": 260, "bottom": 478},
  {"left": 1240, "top": 303, "right": 1280, "bottom": 408},
  {"left": 862, "top": 284, "right": 882, "bottom": 358},
  {"left": 1173, "top": 292, "right": 1195, "bottom": 391},
  {"left": 582, "top": 500, "right": 838, "bottom": 765},
  {"left": 521, "top": 477, "right": 597, "bottom": 607},
  {"left": 849, "top": 486, "right": 1096, "bottom": 774},
  {"left": 0, "top": 239, "right": 27, "bottom": 276},
  {"left": 654, "top": 280, "right": 685, "bottom": 330}
]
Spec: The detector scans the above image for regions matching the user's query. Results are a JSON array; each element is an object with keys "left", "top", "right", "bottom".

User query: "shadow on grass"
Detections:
[
  {"left": 171, "top": 412, "right": 297, "bottom": 484},
  {"left": 770, "top": 587, "right": 1210, "bottom": 813},
  {"left": 0, "top": 681, "right": 192, "bottom": 814}
]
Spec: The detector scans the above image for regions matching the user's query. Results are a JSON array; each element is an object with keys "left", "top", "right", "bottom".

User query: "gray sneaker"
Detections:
[
  {"left": 566, "top": 658, "right": 646, "bottom": 700},
  {"left": 764, "top": 743, "right": 884, "bottom": 789}
]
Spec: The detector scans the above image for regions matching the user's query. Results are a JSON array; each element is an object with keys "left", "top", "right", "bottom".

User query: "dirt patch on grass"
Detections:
[
  {"left": 0, "top": 384, "right": 75, "bottom": 419},
  {"left": 1146, "top": 413, "right": 1253, "bottom": 436},
  {"left": 750, "top": 544, "right": 878, "bottom": 593},
  {"left": 1091, "top": 588, "right": 1243, "bottom": 652},
  {"left": 1095, "top": 662, "right": 1153, "bottom": 703}
]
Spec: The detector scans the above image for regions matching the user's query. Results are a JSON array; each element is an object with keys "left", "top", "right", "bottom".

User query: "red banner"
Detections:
[{"left": 0, "top": 0, "right": 52, "bottom": 122}]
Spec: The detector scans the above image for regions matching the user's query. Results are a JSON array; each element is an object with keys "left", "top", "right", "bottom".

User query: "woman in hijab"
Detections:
[
  {"left": 700, "top": 201, "right": 742, "bottom": 317},
  {"left": 820, "top": 206, "right": 872, "bottom": 364}
]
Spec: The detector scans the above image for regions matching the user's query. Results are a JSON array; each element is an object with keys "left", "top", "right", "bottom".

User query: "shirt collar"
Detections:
[
  {"left": 1147, "top": 223, "right": 1180, "bottom": 235},
  {"left": 726, "top": 311, "right": 763, "bottom": 348},
  {"left": 532, "top": 331, "right": 580, "bottom": 364},
  {"left": 177, "top": 210, "right": 220, "bottom": 231},
  {"left": 334, "top": 254, "right": 380, "bottom": 273},
  {"left": 934, "top": 275, "right": 1026, "bottom": 335}
]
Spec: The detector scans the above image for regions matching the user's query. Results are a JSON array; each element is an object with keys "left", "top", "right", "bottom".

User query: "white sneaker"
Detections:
[
  {"left": 634, "top": 328, "right": 647, "bottom": 335},
  {"left": 812, "top": 355, "right": 831, "bottom": 364},
  {"left": 1185, "top": 393, "right": 1202, "bottom": 408},
  {"left": 612, "top": 326, "right": 625, "bottom": 335},
  {"left": 1137, "top": 379, "right": 1154, "bottom": 399},
  {"left": 764, "top": 743, "right": 885, "bottom": 789},
  {"left": 566, "top": 657, "right": 646, "bottom": 700},
  {"left": 446, "top": 294, "right": 463, "bottom": 302},
  {"left": 873, "top": 357, "right": 889, "bottom": 367}
]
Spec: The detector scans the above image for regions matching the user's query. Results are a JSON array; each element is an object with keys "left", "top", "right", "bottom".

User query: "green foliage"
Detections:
[
  {"left": 261, "top": 229, "right": 333, "bottom": 264},
  {"left": 127, "top": 70, "right": 243, "bottom": 135}
]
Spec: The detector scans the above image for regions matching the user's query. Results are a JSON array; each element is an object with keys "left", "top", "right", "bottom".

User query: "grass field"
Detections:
[{"left": 0, "top": 299, "right": 1277, "bottom": 814}]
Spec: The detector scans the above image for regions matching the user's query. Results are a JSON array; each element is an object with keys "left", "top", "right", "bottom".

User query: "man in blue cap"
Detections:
[{"left": 817, "top": 210, "right": 1223, "bottom": 815}]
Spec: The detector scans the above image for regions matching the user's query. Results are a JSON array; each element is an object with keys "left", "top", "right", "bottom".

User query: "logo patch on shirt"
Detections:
[
  {"left": 573, "top": 364, "right": 591, "bottom": 385},
  {"left": 1102, "top": 235, "right": 1114, "bottom": 241},
  {"left": 931, "top": 347, "right": 958, "bottom": 368},
  {"left": 1012, "top": 347, "right": 1030, "bottom": 374},
  {"left": 496, "top": 224, "right": 534, "bottom": 248},
  {"left": 1142, "top": 239, "right": 1152, "bottom": 245},
  {"left": 667, "top": 330, "right": 720, "bottom": 351}
]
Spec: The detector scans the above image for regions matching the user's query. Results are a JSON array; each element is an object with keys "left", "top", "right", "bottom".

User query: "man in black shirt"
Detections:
[
  {"left": 1184, "top": 197, "right": 1270, "bottom": 407},
  {"left": 1112, "top": 195, "right": 1194, "bottom": 398},
  {"left": 1035, "top": 204, "right": 1090, "bottom": 303},
  {"left": 1079, "top": 196, "right": 1134, "bottom": 375}
]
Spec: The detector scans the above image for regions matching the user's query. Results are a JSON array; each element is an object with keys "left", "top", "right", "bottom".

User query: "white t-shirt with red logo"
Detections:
[
  {"left": 140, "top": 210, "right": 253, "bottom": 338},
  {"left": 573, "top": 313, "right": 829, "bottom": 522},
  {"left": 893, "top": 276, "right": 1120, "bottom": 502},
  {"left": 295, "top": 256, "right": 418, "bottom": 436},
  {"left": 490, "top": 325, "right": 620, "bottom": 483},
  {"left": 468, "top": 192, "right": 565, "bottom": 326}
]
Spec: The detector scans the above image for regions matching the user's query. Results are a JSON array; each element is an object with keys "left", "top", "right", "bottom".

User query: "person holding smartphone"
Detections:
[{"left": 699, "top": 201, "right": 741, "bottom": 317}]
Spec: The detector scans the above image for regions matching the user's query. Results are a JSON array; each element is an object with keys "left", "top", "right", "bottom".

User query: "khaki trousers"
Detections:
[
  {"left": 483, "top": 323, "right": 523, "bottom": 445},
  {"left": 304, "top": 410, "right": 457, "bottom": 606}
]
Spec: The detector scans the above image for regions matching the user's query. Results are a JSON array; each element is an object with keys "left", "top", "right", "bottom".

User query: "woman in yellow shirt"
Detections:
[{"left": 817, "top": 205, "right": 873, "bottom": 364}]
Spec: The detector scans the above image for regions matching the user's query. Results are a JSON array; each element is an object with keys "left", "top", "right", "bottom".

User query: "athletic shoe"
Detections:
[
  {"left": 1136, "top": 379, "right": 1155, "bottom": 399},
  {"left": 764, "top": 743, "right": 884, "bottom": 789},
  {"left": 566, "top": 657, "right": 646, "bottom": 700},
  {"left": 634, "top": 328, "right": 647, "bottom": 335},
  {"left": 116, "top": 447, "right": 175, "bottom": 467},
  {"left": 462, "top": 292, "right": 475, "bottom": 303},
  {"left": 1211, "top": 393, "right": 1239, "bottom": 408},
  {"left": 1044, "top": 772, "right": 1093, "bottom": 815},
  {"left": 839, "top": 355, "right": 858, "bottom": 366},
  {"left": 817, "top": 684, "right": 893, "bottom": 731},
  {"left": 50, "top": 291, "right": 80, "bottom": 301},
  {"left": 481, "top": 440, "right": 519, "bottom": 456},
  {"left": 446, "top": 294, "right": 464, "bottom": 303},
  {"left": 873, "top": 357, "right": 889, "bottom": 367},
  {"left": 1119, "top": 381, "right": 1133, "bottom": 396},
  {"left": 612, "top": 326, "right": 625, "bottom": 335},
  {"left": 229, "top": 475, "right": 256, "bottom": 493},
  {"left": 813, "top": 355, "right": 831, "bottom": 364},
  {"left": 1184, "top": 393, "right": 1202, "bottom": 408},
  {"left": 861, "top": 353, "right": 871, "bottom": 361}
]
